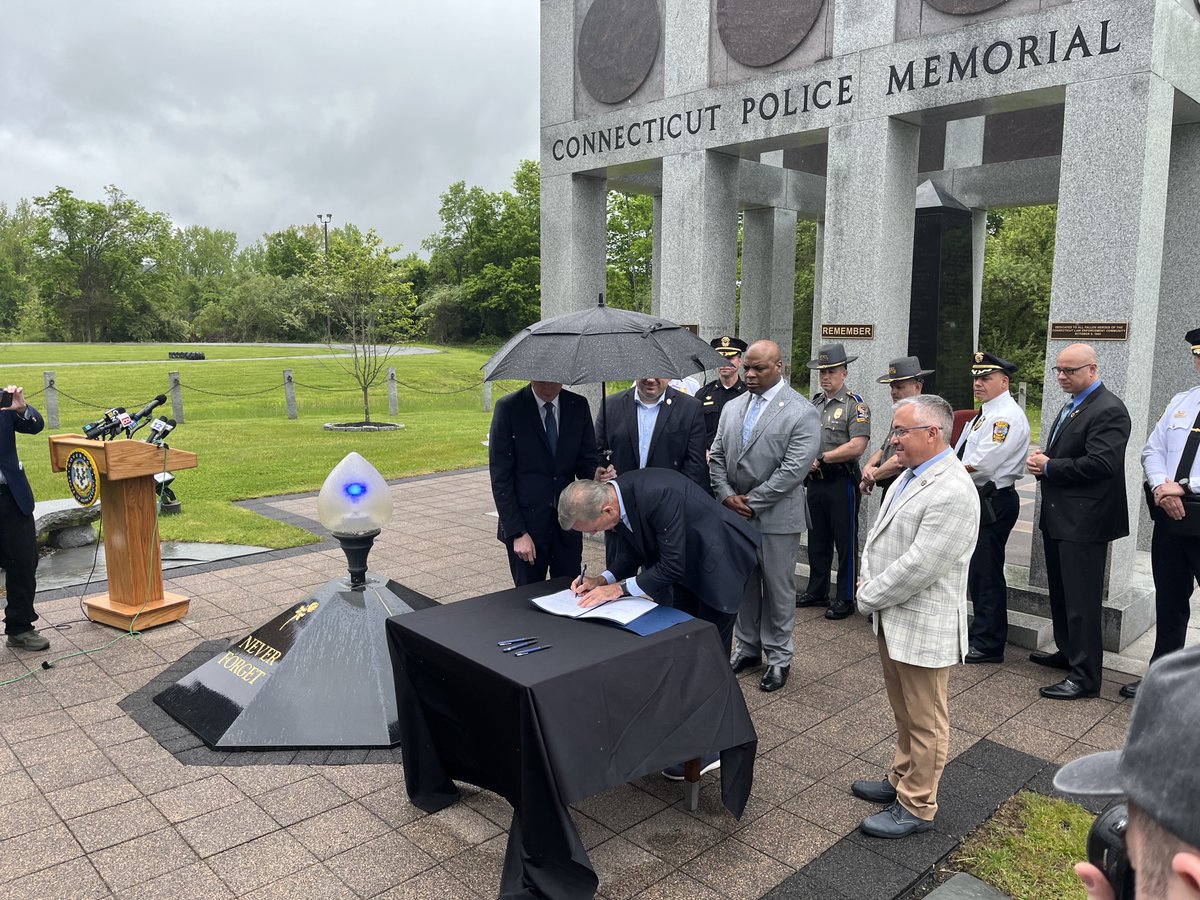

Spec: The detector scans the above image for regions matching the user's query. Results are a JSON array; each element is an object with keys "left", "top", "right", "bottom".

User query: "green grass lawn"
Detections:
[{"left": 3, "top": 342, "right": 523, "bottom": 547}]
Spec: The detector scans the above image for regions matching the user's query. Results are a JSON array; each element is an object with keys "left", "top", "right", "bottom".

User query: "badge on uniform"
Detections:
[
  {"left": 992, "top": 421, "right": 1010, "bottom": 443},
  {"left": 854, "top": 403, "right": 869, "bottom": 424},
  {"left": 1176, "top": 409, "right": 1189, "bottom": 418},
  {"left": 834, "top": 408, "right": 843, "bottom": 419}
]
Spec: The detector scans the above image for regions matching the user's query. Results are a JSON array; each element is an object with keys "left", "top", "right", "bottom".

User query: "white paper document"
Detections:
[{"left": 530, "top": 588, "right": 658, "bottom": 626}]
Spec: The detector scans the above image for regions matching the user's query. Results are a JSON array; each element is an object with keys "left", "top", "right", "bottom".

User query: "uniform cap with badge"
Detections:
[
  {"left": 1187, "top": 326, "right": 1200, "bottom": 357},
  {"left": 807, "top": 343, "right": 858, "bottom": 370},
  {"left": 970, "top": 351, "right": 1017, "bottom": 378},
  {"left": 877, "top": 356, "right": 934, "bottom": 384},
  {"left": 710, "top": 335, "right": 748, "bottom": 361}
]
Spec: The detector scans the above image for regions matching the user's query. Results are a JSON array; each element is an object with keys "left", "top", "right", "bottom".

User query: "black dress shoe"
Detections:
[
  {"left": 1119, "top": 680, "right": 1140, "bottom": 699},
  {"left": 964, "top": 648, "right": 1004, "bottom": 665},
  {"left": 731, "top": 654, "right": 762, "bottom": 674},
  {"left": 851, "top": 776, "right": 897, "bottom": 804},
  {"left": 1039, "top": 678, "right": 1099, "bottom": 700},
  {"left": 796, "top": 592, "right": 829, "bottom": 608},
  {"left": 760, "top": 664, "right": 790, "bottom": 692},
  {"left": 1029, "top": 650, "right": 1070, "bottom": 670},
  {"left": 825, "top": 600, "right": 854, "bottom": 620},
  {"left": 859, "top": 801, "right": 935, "bottom": 839}
]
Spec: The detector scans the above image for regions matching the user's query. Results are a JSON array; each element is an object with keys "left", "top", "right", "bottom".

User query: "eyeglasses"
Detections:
[
  {"left": 890, "top": 424, "right": 940, "bottom": 438},
  {"left": 1051, "top": 364, "right": 1091, "bottom": 376}
]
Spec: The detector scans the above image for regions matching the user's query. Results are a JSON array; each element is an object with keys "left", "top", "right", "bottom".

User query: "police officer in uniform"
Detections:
[
  {"left": 861, "top": 356, "right": 931, "bottom": 500},
  {"left": 954, "top": 352, "right": 1031, "bottom": 664},
  {"left": 1123, "top": 327, "right": 1200, "bottom": 698},
  {"left": 797, "top": 343, "right": 871, "bottom": 619},
  {"left": 698, "top": 336, "right": 748, "bottom": 449}
]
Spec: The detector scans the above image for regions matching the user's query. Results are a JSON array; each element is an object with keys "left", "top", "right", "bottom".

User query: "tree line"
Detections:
[{"left": 0, "top": 160, "right": 1053, "bottom": 399}]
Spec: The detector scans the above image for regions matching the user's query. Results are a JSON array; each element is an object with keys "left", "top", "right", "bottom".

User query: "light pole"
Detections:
[{"left": 317, "top": 213, "right": 333, "bottom": 258}]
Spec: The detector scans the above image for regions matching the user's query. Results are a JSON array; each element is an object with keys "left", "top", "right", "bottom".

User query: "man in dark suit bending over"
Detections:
[
  {"left": 489, "top": 381, "right": 601, "bottom": 587},
  {"left": 1026, "top": 343, "right": 1131, "bottom": 700}
]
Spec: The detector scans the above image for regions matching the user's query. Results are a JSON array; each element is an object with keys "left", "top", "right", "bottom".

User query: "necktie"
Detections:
[
  {"left": 543, "top": 401, "right": 558, "bottom": 457},
  {"left": 890, "top": 469, "right": 916, "bottom": 503},
  {"left": 1048, "top": 400, "right": 1073, "bottom": 445},
  {"left": 742, "top": 395, "right": 765, "bottom": 445}
]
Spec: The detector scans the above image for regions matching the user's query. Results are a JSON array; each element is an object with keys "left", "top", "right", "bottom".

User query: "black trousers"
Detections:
[
  {"left": 1042, "top": 534, "right": 1107, "bottom": 692},
  {"left": 671, "top": 585, "right": 736, "bottom": 659},
  {"left": 967, "top": 487, "right": 1020, "bottom": 656},
  {"left": 0, "top": 487, "right": 39, "bottom": 635},
  {"left": 1149, "top": 524, "right": 1200, "bottom": 662},
  {"left": 506, "top": 527, "right": 584, "bottom": 588},
  {"left": 806, "top": 474, "right": 860, "bottom": 605}
]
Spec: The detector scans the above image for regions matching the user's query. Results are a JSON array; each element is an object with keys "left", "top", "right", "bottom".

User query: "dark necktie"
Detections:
[
  {"left": 543, "top": 401, "right": 558, "bottom": 457},
  {"left": 1048, "top": 401, "right": 1073, "bottom": 446}
]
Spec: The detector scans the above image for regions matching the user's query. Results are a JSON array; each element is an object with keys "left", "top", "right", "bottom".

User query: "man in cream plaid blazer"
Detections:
[{"left": 852, "top": 395, "right": 980, "bottom": 839}]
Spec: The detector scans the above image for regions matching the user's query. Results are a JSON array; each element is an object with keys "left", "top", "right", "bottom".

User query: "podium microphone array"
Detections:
[{"left": 81, "top": 395, "right": 175, "bottom": 442}]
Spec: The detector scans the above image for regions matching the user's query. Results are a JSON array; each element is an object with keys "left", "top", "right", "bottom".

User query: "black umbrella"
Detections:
[{"left": 483, "top": 294, "right": 733, "bottom": 464}]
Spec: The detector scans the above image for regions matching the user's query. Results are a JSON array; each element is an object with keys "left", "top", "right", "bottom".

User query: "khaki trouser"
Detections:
[{"left": 877, "top": 628, "right": 951, "bottom": 820}]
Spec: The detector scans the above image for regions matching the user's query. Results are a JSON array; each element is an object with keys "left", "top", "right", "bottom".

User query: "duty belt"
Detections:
[{"left": 808, "top": 461, "right": 858, "bottom": 481}]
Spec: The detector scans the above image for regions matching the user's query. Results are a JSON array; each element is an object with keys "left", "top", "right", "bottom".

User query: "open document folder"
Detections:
[{"left": 530, "top": 588, "right": 692, "bottom": 636}]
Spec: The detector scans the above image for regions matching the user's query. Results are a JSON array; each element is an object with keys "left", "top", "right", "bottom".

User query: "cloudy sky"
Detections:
[{"left": 0, "top": 1, "right": 540, "bottom": 255}]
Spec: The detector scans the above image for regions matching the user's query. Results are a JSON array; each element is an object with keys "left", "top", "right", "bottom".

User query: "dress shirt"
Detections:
[
  {"left": 634, "top": 390, "right": 666, "bottom": 469},
  {"left": 531, "top": 388, "right": 560, "bottom": 437},
  {"left": 600, "top": 481, "right": 645, "bottom": 596},
  {"left": 1143, "top": 384, "right": 1200, "bottom": 493},
  {"left": 954, "top": 391, "right": 1031, "bottom": 489},
  {"left": 1045, "top": 379, "right": 1103, "bottom": 475}
]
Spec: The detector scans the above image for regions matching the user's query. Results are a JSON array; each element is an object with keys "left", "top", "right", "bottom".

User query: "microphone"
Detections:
[
  {"left": 125, "top": 395, "right": 167, "bottom": 436},
  {"left": 144, "top": 417, "right": 176, "bottom": 445},
  {"left": 82, "top": 407, "right": 126, "bottom": 440}
]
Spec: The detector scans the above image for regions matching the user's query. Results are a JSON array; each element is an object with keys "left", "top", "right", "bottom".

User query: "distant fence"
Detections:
[{"left": 35, "top": 368, "right": 493, "bottom": 427}]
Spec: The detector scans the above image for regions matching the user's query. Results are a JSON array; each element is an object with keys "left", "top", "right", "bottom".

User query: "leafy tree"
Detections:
[
  {"left": 791, "top": 219, "right": 818, "bottom": 381},
  {"left": 32, "top": 186, "right": 176, "bottom": 341},
  {"left": 0, "top": 200, "right": 41, "bottom": 335},
  {"left": 263, "top": 225, "right": 320, "bottom": 279},
  {"left": 605, "top": 192, "right": 654, "bottom": 313},
  {"left": 170, "top": 225, "right": 239, "bottom": 330}
]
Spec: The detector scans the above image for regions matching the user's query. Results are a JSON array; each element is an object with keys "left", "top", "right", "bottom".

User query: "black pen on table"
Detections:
[{"left": 514, "top": 644, "right": 552, "bottom": 657}]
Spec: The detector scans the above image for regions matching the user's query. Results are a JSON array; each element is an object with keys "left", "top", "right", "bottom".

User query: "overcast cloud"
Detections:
[{"left": 0, "top": 1, "right": 540, "bottom": 255}]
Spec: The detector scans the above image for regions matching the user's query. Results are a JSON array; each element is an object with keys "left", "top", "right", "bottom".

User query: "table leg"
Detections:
[{"left": 682, "top": 758, "right": 701, "bottom": 811}]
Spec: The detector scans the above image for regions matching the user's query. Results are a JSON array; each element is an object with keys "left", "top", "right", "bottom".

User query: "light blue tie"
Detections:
[{"left": 742, "top": 396, "right": 765, "bottom": 445}]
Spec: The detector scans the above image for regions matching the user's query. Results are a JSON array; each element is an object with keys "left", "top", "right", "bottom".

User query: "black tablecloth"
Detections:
[{"left": 386, "top": 578, "right": 757, "bottom": 899}]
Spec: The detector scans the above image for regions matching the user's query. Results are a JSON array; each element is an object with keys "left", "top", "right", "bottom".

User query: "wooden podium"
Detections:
[{"left": 49, "top": 436, "right": 198, "bottom": 630}]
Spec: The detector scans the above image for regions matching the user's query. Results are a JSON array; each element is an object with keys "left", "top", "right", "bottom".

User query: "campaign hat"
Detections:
[
  {"left": 877, "top": 356, "right": 934, "bottom": 384},
  {"left": 807, "top": 343, "right": 858, "bottom": 370}
]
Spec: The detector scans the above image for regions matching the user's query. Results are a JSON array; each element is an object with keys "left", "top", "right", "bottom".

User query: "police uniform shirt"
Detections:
[
  {"left": 1143, "top": 384, "right": 1200, "bottom": 493},
  {"left": 954, "top": 390, "right": 1031, "bottom": 489},
  {"left": 812, "top": 385, "right": 871, "bottom": 455},
  {"left": 699, "top": 377, "right": 746, "bottom": 445}
]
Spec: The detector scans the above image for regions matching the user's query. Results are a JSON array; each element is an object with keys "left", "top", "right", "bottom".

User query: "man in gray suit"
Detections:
[{"left": 711, "top": 340, "right": 821, "bottom": 692}]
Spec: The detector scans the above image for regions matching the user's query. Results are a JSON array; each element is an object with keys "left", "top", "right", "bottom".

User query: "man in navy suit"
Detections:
[
  {"left": 0, "top": 385, "right": 48, "bottom": 651},
  {"left": 559, "top": 468, "right": 761, "bottom": 656},
  {"left": 489, "top": 381, "right": 601, "bottom": 587},
  {"left": 594, "top": 377, "right": 708, "bottom": 493},
  {"left": 1026, "top": 344, "right": 1131, "bottom": 700}
]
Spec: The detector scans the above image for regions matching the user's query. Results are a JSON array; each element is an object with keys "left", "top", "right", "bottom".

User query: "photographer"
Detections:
[
  {"left": 1054, "top": 644, "right": 1200, "bottom": 898},
  {"left": 0, "top": 384, "right": 48, "bottom": 651}
]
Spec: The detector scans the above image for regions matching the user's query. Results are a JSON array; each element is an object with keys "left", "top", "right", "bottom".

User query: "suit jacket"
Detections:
[
  {"left": 489, "top": 386, "right": 600, "bottom": 544},
  {"left": 709, "top": 384, "right": 820, "bottom": 534},
  {"left": 596, "top": 387, "right": 708, "bottom": 492},
  {"left": 0, "top": 403, "right": 45, "bottom": 516},
  {"left": 858, "top": 453, "right": 980, "bottom": 668},
  {"left": 1037, "top": 382, "right": 1131, "bottom": 543},
  {"left": 607, "top": 469, "right": 762, "bottom": 615}
]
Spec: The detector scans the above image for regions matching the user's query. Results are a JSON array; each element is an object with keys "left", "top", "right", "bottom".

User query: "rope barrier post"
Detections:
[
  {"left": 1017, "top": 381, "right": 1027, "bottom": 411},
  {"left": 284, "top": 369, "right": 297, "bottom": 419},
  {"left": 387, "top": 368, "right": 398, "bottom": 417},
  {"left": 483, "top": 380, "right": 493, "bottom": 413},
  {"left": 43, "top": 371, "right": 59, "bottom": 428},
  {"left": 170, "top": 372, "right": 184, "bottom": 423}
]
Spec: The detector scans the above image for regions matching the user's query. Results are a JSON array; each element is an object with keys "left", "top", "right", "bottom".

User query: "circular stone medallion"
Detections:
[
  {"left": 924, "top": 0, "right": 1011, "bottom": 14},
  {"left": 717, "top": 0, "right": 825, "bottom": 68},
  {"left": 578, "top": 0, "right": 661, "bottom": 104}
]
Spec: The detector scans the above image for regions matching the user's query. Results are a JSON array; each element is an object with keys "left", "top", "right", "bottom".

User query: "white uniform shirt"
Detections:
[
  {"left": 954, "top": 391, "right": 1031, "bottom": 489},
  {"left": 1142, "top": 384, "right": 1200, "bottom": 493}
]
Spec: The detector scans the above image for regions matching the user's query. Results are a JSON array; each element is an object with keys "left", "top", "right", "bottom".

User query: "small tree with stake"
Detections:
[{"left": 308, "top": 227, "right": 417, "bottom": 425}]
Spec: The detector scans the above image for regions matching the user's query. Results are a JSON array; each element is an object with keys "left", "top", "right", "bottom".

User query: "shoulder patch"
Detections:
[
  {"left": 992, "top": 421, "right": 1010, "bottom": 443},
  {"left": 846, "top": 392, "right": 864, "bottom": 403},
  {"left": 854, "top": 403, "right": 869, "bottom": 424}
]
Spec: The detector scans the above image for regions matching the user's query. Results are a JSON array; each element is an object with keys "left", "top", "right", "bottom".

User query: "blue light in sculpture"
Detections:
[{"left": 317, "top": 453, "right": 394, "bottom": 587}]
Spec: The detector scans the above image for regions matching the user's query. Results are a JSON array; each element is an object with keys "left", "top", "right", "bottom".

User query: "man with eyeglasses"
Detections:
[
  {"left": 1026, "top": 343, "right": 1131, "bottom": 700},
  {"left": 852, "top": 395, "right": 979, "bottom": 838},
  {"left": 954, "top": 352, "right": 1031, "bottom": 665}
]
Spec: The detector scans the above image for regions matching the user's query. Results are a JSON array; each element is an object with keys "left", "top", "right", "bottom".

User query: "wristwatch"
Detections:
[{"left": 618, "top": 579, "right": 629, "bottom": 595}]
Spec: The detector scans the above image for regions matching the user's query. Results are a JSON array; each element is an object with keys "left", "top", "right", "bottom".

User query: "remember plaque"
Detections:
[
  {"left": 1050, "top": 322, "right": 1129, "bottom": 341},
  {"left": 821, "top": 324, "right": 874, "bottom": 340}
]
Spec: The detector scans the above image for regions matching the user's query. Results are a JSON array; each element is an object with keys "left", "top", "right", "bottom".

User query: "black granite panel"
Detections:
[
  {"left": 924, "top": 0, "right": 1011, "bottom": 14},
  {"left": 982, "top": 105, "right": 1065, "bottom": 164},
  {"left": 716, "top": 0, "right": 825, "bottom": 68},
  {"left": 578, "top": 0, "right": 661, "bottom": 104}
]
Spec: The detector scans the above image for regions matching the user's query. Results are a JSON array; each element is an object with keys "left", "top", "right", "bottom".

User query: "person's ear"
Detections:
[{"left": 1172, "top": 850, "right": 1200, "bottom": 893}]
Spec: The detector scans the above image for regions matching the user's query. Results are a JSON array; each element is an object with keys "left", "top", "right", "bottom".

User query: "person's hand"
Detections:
[
  {"left": 861, "top": 465, "right": 876, "bottom": 495},
  {"left": 1074, "top": 862, "right": 1115, "bottom": 900},
  {"left": 577, "top": 582, "right": 623, "bottom": 608},
  {"left": 810, "top": 455, "right": 823, "bottom": 472},
  {"left": 512, "top": 533, "right": 536, "bottom": 564},
  {"left": 722, "top": 494, "right": 754, "bottom": 519},
  {"left": 570, "top": 574, "right": 605, "bottom": 595},
  {"left": 4, "top": 385, "right": 25, "bottom": 414},
  {"left": 1155, "top": 481, "right": 1188, "bottom": 520},
  {"left": 594, "top": 465, "right": 617, "bottom": 482},
  {"left": 1027, "top": 451, "right": 1049, "bottom": 476}
]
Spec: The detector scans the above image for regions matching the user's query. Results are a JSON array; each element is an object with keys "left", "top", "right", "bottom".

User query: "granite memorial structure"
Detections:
[{"left": 539, "top": 0, "right": 1200, "bottom": 651}]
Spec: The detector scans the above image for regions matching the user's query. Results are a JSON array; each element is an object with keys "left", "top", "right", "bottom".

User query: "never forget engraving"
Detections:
[
  {"left": 578, "top": 0, "right": 661, "bottom": 104},
  {"left": 716, "top": 0, "right": 825, "bottom": 68}
]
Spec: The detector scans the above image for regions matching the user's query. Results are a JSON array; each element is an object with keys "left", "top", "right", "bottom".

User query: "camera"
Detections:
[
  {"left": 1088, "top": 801, "right": 1136, "bottom": 899},
  {"left": 0, "top": 390, "right": 11, "bottom": 409}
]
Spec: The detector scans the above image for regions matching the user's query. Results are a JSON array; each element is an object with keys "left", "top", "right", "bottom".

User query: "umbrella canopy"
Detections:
[{"left": 483, "top": 295, "right": 732, "bottom": 385}]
